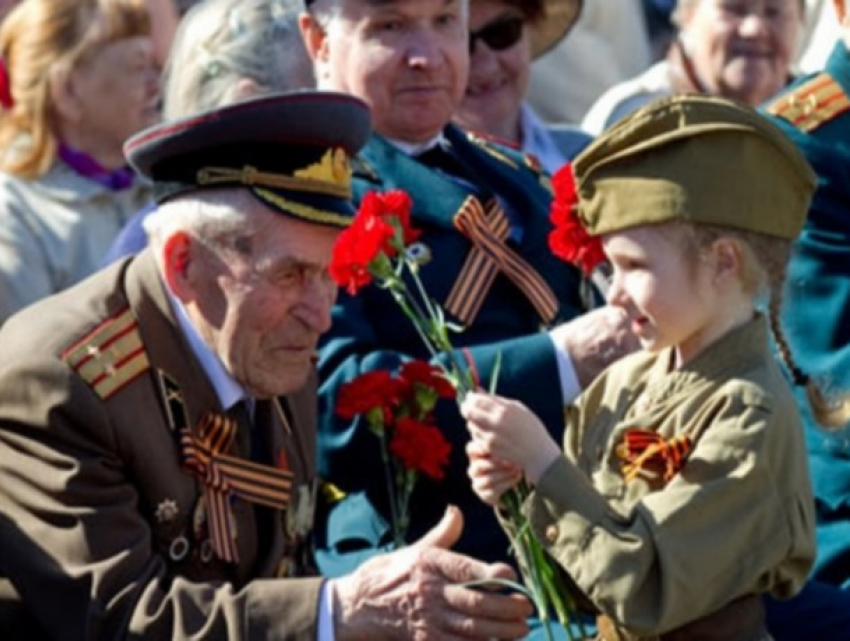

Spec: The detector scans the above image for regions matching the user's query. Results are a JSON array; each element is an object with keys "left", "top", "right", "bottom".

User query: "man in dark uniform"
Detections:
[
  {"left": 299, "top": 0, "right": 637, "bottom": 578},
  {"left": 0, "top": 92, "right": 533, "bottom": 640},
  {"left": 760, "top": 0, "right": 850, "bottom": 637}
]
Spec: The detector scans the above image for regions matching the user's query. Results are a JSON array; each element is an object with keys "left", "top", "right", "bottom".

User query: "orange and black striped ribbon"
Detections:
[
  {"left": 445, "top": 196, "right": 558, "bottom": 325},
  {"left": 616, "top": 428, "right": 693, "bottom": 483},
  {"left": 181, "top": 412, "right": 294, "bottom": 563}
]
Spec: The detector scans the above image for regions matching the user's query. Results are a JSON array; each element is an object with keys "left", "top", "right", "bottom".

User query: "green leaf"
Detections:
[
  {"left": 459, "top": 578, "right": 534, "bottom": 601},
  {"left": 490, "top": 351, "right": 502, "bottom": 394},
  {"left": 445, "top": 321, "right": 465, "bottom": 334}
]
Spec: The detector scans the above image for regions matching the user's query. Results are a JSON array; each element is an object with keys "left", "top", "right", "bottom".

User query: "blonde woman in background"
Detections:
[
  {"left": 0, "top": 0, "right": 158, "bottom": 325},
  {"left": 101, "top": 0, "right": 315, "bottom": 264}
]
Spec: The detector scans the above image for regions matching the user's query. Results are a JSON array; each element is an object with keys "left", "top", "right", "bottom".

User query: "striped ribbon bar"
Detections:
[
  {"left": 445, "top": 196, "right": 558, "bottom": 326},
  {"left": 181, "top": 412, "right": 294, "bottom": 563},
  {"left": 616, "top": 428, "right": 693, "bottom": 483}
]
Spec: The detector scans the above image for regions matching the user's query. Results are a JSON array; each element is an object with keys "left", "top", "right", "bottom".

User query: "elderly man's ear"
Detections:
[
  {"left": 161, "top": 232, "right": 195, "bottom": 302},
  {"left": 299, "top": 12, "right": 330, "bottom": 64}
]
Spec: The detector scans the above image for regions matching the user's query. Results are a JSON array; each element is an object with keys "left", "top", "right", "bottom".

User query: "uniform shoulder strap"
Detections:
[
  {"left": 61, "top": 307, "right": 150, "bottom": 400},
  {"left": 766, "top": 73, "right": 850, "bottom": 133},
  {"left": 463, "top": 130, "right": 551, "bottom": 191}
]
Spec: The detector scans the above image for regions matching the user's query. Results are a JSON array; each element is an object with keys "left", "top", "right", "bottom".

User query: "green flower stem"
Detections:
[
  {"left": 387, "top": 260, "right": 473, "bottom": 395},
  {"left": 550, "top": 562, "right": 588, "bottom": 639},
  {"left": 371, "top": 246, "right": 579, "bottom": 637},
  {"left": 376, "top": 430, "right": 404, "bottom": 548},
  {"left": 396, "top": 469, "right": 416, "bottom": 544},
  {"left": 500, "top": 490, "right": 556, "bottom": 641}
]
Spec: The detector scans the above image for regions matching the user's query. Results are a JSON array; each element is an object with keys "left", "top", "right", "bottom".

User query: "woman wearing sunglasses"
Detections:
[{"left": 453, "top": 0, "right": 587, "bottom": 174}]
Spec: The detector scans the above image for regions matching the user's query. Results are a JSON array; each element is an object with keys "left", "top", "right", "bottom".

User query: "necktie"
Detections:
[
  {"left": 228, "top": 399, "right": 253, "bottom": 458},
  {"left": 232, "top": 399, "right": 276, "bottom": 556},
  {"left": 255, "top": 401, "right": 278, "bottom": 557},
  {"left": 415, "top": 143, "right": 476, "bottom": 184}
]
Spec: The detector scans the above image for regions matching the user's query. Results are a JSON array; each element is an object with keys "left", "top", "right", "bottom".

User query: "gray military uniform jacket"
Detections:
[
  {"left": 524, "top": 316, "right": 815, "bottom": 637},
  {"left": 0, "top": 250, "right": 323, "bottom": 640}
]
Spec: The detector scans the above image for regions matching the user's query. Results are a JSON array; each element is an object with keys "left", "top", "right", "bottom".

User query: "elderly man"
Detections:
[
  {"left": 299, "top": 0, "right": 636, "bottom": 577},
  {"left": 0, "top": 92, "right": 533, "bottom": 640},
  {"left": 758, "top": 0, "right": 850, "bottom": 638}
]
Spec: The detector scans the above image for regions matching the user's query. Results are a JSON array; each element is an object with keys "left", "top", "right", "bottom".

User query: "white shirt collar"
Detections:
[
  {"left": 520, "top": 102, "right": 568, "bottom": 175},
  {"left": 384, "top": 133, "right": 445, "bottom": 156},
  {"left": 165, "top": 284, "right": 247, "bottom": 412}
]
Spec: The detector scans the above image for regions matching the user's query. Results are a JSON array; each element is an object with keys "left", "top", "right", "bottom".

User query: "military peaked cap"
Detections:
[
  {"left": 573, "top": 95, "right": 817, "bottom": 240},
  {"left": 124, "top": 91, "right": 372, "bottom": 228}
]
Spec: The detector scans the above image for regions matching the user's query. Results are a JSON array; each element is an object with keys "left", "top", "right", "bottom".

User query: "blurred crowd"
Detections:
[{"left": 0, "top": 0, "right": 840, "bottom": 323}]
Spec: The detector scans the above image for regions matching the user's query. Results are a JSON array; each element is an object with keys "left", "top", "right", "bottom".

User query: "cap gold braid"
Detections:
[{"left": 195, "top": 148, "right": 352, "bottom": 199}]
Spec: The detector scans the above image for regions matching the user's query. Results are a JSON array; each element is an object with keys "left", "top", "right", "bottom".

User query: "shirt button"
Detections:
[{"left": 545, "top": 525, "right": 558, "bottom": 543}]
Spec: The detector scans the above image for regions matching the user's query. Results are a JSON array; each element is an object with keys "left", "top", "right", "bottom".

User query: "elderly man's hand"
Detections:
[
  {"left": 328, "top": 506, "right": 532, "bottom": 640},
  {"left": 551, "top": 305, "right": 639, "bottom": 389}
]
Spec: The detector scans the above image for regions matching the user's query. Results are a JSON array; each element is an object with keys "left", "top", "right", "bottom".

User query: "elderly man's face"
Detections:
[
  {"left": 307, "top": 0, "right": 469, "bottom": 143},
  {"left": 184, "top": 197, "right": 339, "bottom": 399}
]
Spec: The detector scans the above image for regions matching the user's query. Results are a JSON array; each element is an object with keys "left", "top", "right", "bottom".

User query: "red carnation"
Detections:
[
  {"left": 336, "top": 370, "right": 400, "bottom": 420},
  {"left": 329, "top": 210, "right": 395, "bottom": 295},
  {"left": 548, "top": 163, "right": 605, "bottom": 276},
  {"left": 398, "top": 360, "right": 456, "bottom": 399},
  {"left": 389, "top": 417, "right": 452, "bottom": 481},
  {"left": 363, "top": 189, "right": 421, "bottom": 249}
]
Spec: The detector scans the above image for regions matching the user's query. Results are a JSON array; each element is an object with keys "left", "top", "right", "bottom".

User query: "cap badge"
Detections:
[{"left": 294, "top": 147, "right": 352, "bottom": 189}]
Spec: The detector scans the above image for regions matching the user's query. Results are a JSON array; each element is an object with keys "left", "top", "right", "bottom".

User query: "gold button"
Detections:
[{"left": 545, "top": 525, "right": 558, "bottom": 543}]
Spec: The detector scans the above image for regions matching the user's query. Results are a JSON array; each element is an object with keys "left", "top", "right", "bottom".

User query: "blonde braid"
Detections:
[
  {"left": 685, "top": 221, "right": 850, "bottom": 429},
  {"left": 768, "top": 263, "right": 850, "bottom": 428}
]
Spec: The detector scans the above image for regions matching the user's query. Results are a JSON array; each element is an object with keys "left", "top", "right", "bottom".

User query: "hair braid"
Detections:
[
  {"left": 768, "top": 263, "right": 850, "bottom": 428},
  {"left": 768, "top": 274, "right": 807, "bottom": 386}
]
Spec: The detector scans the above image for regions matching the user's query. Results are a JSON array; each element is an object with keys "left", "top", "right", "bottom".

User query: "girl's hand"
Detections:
[
  {"left": 461, "top": 392, "right": 561, "bottom": 484},
  {"left": 466, "top": 439, "right": 522, "bottom": 506}
]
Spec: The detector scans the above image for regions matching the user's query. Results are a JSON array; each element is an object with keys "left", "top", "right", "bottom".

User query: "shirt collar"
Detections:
[
  {"left": 166, "top": 285, "right": 247, "bottom": 411},
  {"left": 384, "top": 133, "right": 445, "bottom": 156},
  {"left": 520, "top": 102, "right": 568, "bottom": 175}
]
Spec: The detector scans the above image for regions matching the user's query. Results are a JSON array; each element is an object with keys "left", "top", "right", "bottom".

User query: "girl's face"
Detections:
[{"left": 602, "top": 224, "right": 733, "bottom": 367}]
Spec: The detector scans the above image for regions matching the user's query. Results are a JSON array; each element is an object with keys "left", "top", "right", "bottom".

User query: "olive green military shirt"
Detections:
[{"left": 524, "top": 315, "right": 815, "bottom": 636}]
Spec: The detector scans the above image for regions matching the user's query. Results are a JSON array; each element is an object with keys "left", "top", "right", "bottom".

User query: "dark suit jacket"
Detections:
[
  {"left": 0, "top": 250, "right": 323, "bottom": 640},
  {"left": 316, "top": 126, "right": 589, "bottom": 574}
]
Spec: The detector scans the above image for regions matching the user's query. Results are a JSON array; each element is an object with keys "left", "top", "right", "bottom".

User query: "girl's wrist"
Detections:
[{"left": 525, "top": 445, "right": 561, "bottom": 485}]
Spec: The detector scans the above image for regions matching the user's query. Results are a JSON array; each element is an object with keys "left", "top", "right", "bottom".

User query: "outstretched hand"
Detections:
[
  {"left": 550, "top": 305, "right": 638, "bottom": 389},
  {"left": 329, "top": 506, "right": 533, "bottom": 640}
]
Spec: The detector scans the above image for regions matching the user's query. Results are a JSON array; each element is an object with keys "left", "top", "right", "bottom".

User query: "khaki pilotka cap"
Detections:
[{"left": 571, "top": 95, "right": 817, "bottom": 239}]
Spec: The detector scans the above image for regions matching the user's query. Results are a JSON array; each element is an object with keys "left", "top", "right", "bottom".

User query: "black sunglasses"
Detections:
[{"left": 468, "top": 16, "right": 524, "bottom": 53}]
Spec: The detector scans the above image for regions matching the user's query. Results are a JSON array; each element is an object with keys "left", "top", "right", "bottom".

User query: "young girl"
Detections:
[{"left": 461, "top": 95, "right": 847, "bottom": 640}]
